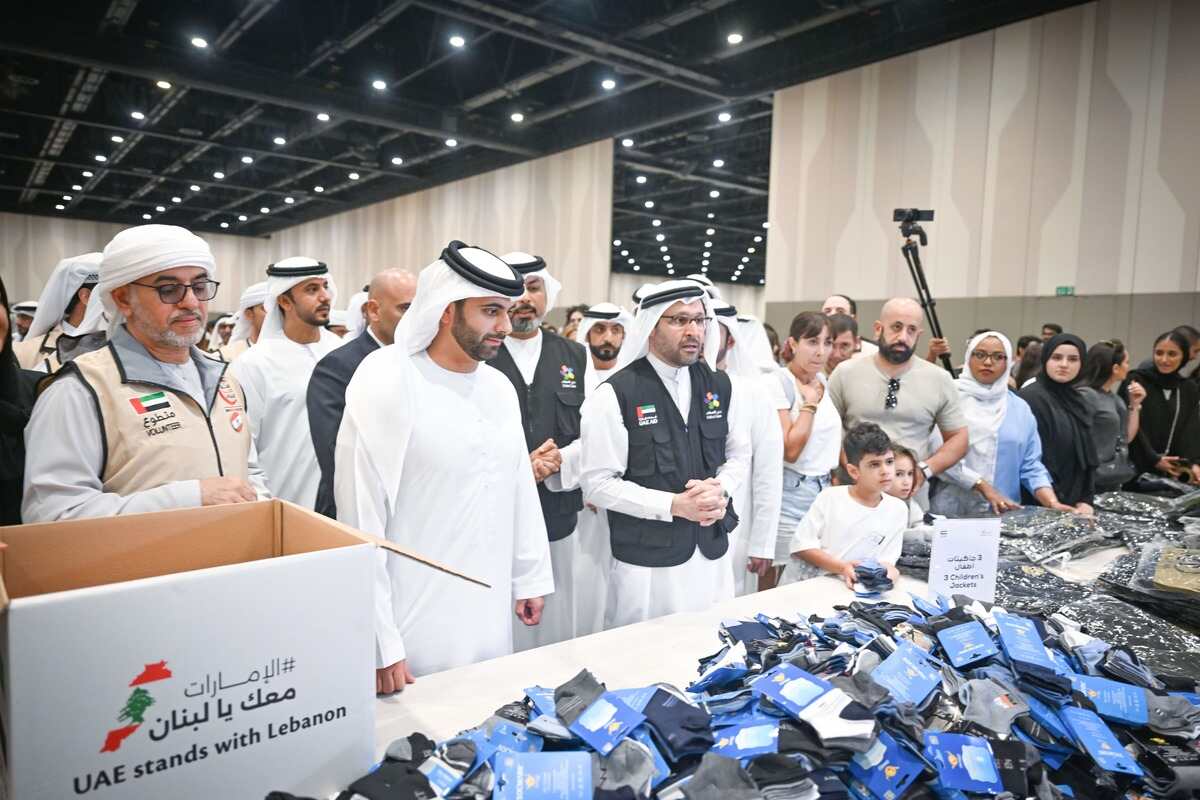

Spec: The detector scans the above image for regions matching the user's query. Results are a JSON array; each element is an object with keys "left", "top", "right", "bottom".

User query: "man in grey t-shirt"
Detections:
[{"left": 827, "top": 298, "right": 968, "bottom": 501}]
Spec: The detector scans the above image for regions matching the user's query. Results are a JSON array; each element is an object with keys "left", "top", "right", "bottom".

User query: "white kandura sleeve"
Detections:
[
  {"left": 246, "top": 436, "right": 271, "bottom": 499},
  {"left": 715, "top": 381, "right": 753, "bottom": 501},
  {"left": 580, "top": 383, "right": 675, "bottom": 521},
  {"left": 544, "top": 366, "right": 597, "bottom": 493},
  {"left": 745, "top": 382, "right": 783, "bottom": 560},
  {"left": 21, "top": 377, "right": 201, "bottom": 522},
  {"left": 333, "top": 405, "right": 405, "bottom": 667},
  {"left": 508, "top": 415, "right": 556, "bottom": 601}
]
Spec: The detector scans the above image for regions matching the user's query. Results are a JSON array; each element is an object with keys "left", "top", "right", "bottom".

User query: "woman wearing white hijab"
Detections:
[{"left": 931, "top": 331, "right": 1068, "bottom": 515}]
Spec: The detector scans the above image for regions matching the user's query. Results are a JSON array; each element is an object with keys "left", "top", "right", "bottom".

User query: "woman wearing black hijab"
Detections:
[
  {"left": 1019, "top": 333, "right": 1098, "bottom": 514},
  {"left": 1124, "top": 330, "right": 1200, "bottom": 484},
  {"left": 1, "top": 276, "right": 38, "bottom": 524}
]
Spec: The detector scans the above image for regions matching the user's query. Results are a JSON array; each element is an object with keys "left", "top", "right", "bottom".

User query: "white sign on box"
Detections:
[{"left": 926, "top": 518, "right": 1001, "bottom": 603}]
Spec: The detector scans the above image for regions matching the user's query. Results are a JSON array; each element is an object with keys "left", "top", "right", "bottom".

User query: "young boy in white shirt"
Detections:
[{"left": 780, "top": 422, "right": 907, "bottom": 587}]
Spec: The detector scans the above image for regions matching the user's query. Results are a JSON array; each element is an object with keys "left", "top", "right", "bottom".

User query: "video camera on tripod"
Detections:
[{"left": 892, "top": 208, "right": 955, "bottom": 376}]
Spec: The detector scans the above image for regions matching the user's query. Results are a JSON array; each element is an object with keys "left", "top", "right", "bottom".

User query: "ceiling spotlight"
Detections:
[
  {"left": 449, "top": 34, "right": 466, "bottom": 48},
  {"left": 659, "top": 245, "right": 668, "bottom": 252},
  {"left": 71, "top": 184, "right": 82, "bottom": 191},
  {"left": 142, "top": 212, "right": 152, "bottom": 219},
  {"left": 702, "top": 251, "right": 711, "bottom": 257},
  {"left": 712, "top": 159, "right": 725, "bottom": 168},
  {"left": 284, "top": 196, "right": 295, "bottom": 204},
  {"left": 189, "top": 184, "right": 200, "bottom": 192},
  {"left": 727, "top": 32, "right": 744, "bottom": 45},
  {"left": 260, "top": 206, "right": 270, "bottom": 214},
  {"left": 620, "top": 249, "right": 629, "bottom": 256},
  {"left": 82, "top": 170, "right": 93, "bottom": 177},
  {"left": 731, "top": 275, "right": 738, "bottom": 282},
  {"left": 220, "top": 221, "right": 230, "bottom": 228},
  {"left": 131, "top": 111, "right": 145, "bottom": 120},
  {"left": 762, "top": 221, "right": 770, "bottom": 228},
  {"left": 601, "top": 78, "right": 617, "bottom": 91},
  {"left": 701, "top": 260, "right": 710, "bottom": 267},
  {"left": 372, "top": 79, "right": 387, "bottom": 91},
  {"left": 707, "top": 212, "right": 715, "bottom": 219},
  {"left": 171, "top": 196, "right": 182, "bottom": 203},
  {"left": 704, "top": 241, "right": 713, "bottom": 247},
  {"left": 621, "top": 138, "right": 634, "bottom": 148},
  {"left": 655, "top": 233, "right": 665, "bottom": 242},
  {"left": 55, "top": 203, "right": 65, "bottom": 210},
  {"left": 238, "top": 214, "right": 248, "bottom": 221},
  {"left": 391, "top": 156, "right": 404, "bottom": 166},
  {"left": 718, "top": 111, "right": 732, "bottom": 122},
  {"left": 313, "top": 185, "right": 324, "bottom": 193},
  {"left": 635, "top": 175, "right": 647, "bottom": 184},
  {"left": 510, "top": 112, "right": 524, "bottom": 123},
  {"left": 706, "top": 227, "right": 715, "bottom": 235},
  {"left": 667, "top": 268, "right": 675, "bottom": 275},
  {"left": 156, "top": 80, "right": 172, "bottom": 90},
  {"left": 759, "top": 278, "right": 765, "bottom": 284},
  {"left": 709, "top": 189, "right": 720, "bottom": 198},
  {"left": 445, "top": 138, "right": 458, "bottom": 147},
  {"left": 741, "top": 256, "right": 749, "bottom": 263},
  {"left": 651, "top": 219, "right": 662, "bottom": 227},
  {"left": 644, "top": 200, "right": 654, "bottom": 209},
  {"left": 94, "top": 154, "right": 107, "bottom": 162},
  {"left": 613, "top": 239, "right": 622, "bottom": 246},
  {"left": 663, "top": 255, "right": 671, "bottom": 261},
  {"left": 627, "top": 258, "right": 635, "bottom": 264},
  {"left": 190, "top": 36, "right": 208, "bottom": 49},
  {"left": 241, "top": 155, "right": 253, "bottom": 164},
  {"left": 213, "top": 171, "right": 225, "bottom": 179},
  {"left": 316, "top": 112, "right": 330, "bottom": 122},
  {"left": 348, "top": 171, "right": 360, "bottom": 180},
  {"left": 754, "top": 235, "right": 763, "bottom": 242},
  {"left": 632, "top": 265, "right": 640, "bottom": 271},
  {"left": 111, "top": 135, "right": 124, "bottom": 143},
  {"left": 747, "top": 246, "right": 756, "bottom": 253},
  {"left": 273, "top": 136, "right": 286, "bottom": 146},
  {"left": 155, "top": 205, "right": 166, "bottom": 212}
]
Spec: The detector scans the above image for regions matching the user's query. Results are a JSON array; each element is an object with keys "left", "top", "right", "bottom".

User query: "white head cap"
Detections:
[
  {"left": 574, "top": 302, "right": 635, "bottom": 346},
  {"left": 617, "top": 279, "right": 719, "bottom": 371},
  {"left": 501, "top": 252, "right": 562, "bottom": 315},
  {"left": 229, "top": 280, "right": 269, "bottom": 343},
  {"left": 26, "top": 252, "right": 103, "bottom": 339},
  {"left": 260, "top": 256, "right": 338, "bottom": 341}
]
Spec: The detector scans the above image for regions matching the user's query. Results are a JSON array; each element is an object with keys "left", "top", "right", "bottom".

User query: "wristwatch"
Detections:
[{"left": 917, "top": 461, "right": 934, "bottom": 480}]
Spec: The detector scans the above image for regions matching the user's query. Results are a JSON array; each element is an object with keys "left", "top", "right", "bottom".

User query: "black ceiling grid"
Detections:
[{"left": 1, "top": 0, "right": 1086, "bottom": 285}]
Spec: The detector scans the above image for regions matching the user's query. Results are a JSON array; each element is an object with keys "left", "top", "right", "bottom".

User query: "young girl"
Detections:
[{"left": 888, "top": 444, "right": 924, "bottom": 526}]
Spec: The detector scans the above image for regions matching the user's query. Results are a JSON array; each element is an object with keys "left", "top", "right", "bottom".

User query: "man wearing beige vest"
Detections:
[
  {"left": 22, "top": 224, "right": 268, "bottom": 523},
  {"left": 13, "top": 252, "right": 102, "bottom": 372}
]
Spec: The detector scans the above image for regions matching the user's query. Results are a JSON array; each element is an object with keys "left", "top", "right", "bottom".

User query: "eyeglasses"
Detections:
[
  {"left": 970, "top": 351, "right": 1008, "bottom": 364},
  {"left": 129, "top": 279, "right": 220, "bottom": 304},
  {"left": 884, "top": 378, "right": 900, "bottom": 410},
  {"left": 660, "top": 314, "right": 711, "bottom": 329}
]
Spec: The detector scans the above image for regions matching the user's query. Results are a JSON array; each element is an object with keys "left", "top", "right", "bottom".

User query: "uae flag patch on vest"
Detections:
[
  {"left": 636, "top": 403, "right": 658, "bottom": 426},
  {"left": 129, "top": 391, "right": 171, "bottom": 414}
]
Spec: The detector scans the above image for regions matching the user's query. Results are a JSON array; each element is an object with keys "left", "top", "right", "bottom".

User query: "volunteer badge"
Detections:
[
  {"left": 636, "top": 403, "right": 658, "bottom": 426},
  {"left": 704, "top": 391, "right": 722, "bottom": 419},
  {"left": 559, "top": 364, "right": 577, "bottom": 389},
  {"left": 129, "top": 391, "right": 171, "bottom": 415}
]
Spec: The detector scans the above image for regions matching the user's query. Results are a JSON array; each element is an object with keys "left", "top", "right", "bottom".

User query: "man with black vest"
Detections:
[
  {"left": 487, "top": 252, "right": 587, "bottom": 649},
  {"left": 580, "top": 280, "right": 750, "bottom": 628}
]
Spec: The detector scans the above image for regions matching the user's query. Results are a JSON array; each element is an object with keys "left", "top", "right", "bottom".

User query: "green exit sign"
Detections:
[{"left": 1055, "top": 286, "right": 1075, "bottom": 296}]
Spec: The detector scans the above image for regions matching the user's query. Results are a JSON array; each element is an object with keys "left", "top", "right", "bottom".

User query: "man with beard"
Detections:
[
  {"left": 232, "top": 257, "right": 342, "bottom": 508},
  {"left": 22, "top": 224, "right": 267, "bottom": 522},
  {"left": 827, "top": 297, "right": 967, "bottom": 505},
  {"left": 576, "top": 302, "right": 632, "bottom": 391},
  {"left": 581, "top": 280, "right": 750, "bottom": 627},
  {"left": 487, "top": 252, "right": 587, "bottom": 649},
  {"left": 335, "top": 242, "right": 553, "bottom": 687}
]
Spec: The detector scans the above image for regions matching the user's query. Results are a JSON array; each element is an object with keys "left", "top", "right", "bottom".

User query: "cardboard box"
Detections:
[{"left": 0, "top": 500, "right": 482, "bottom": 800}]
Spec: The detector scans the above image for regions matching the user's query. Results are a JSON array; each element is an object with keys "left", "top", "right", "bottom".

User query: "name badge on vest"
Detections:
[
  {"left": 635, "top": 403, "right": 658, "bottom": 426},
  {"left": 217, "top": 376, "right": 245, "bottom": 432},
  {"left": 704, "top": 391, "right": 724, "bottom": 420},
  {"left": 129, "top": 391, "right": 182, "bottom": 437},
  {"left": 559, "top": 364, "right": 577, "bottom": 389}
]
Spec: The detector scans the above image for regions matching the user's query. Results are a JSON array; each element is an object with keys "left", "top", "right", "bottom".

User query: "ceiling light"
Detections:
[
  {"left": 111, "top": 135, "right": 124, "bottom": 143},
  {"left": 635, "top": 175, "right": 647, "bottom": 184},
  {"left": 655, "top": 233, "right": 665, "bottom": 242},
  {"left": 241, "top": 155, "right": 253, "bottom": 164},
  {"left": 709, "top": 189, "right": 720, "bottom": 198},
  {"left": 747, "top": 246, "right": 756, "bottom": 253},
  {"left": 601, "top": 78, "right": 617, "bottom": 91},
  {"left": 372, "top": 79, "right": 387, "bottom": 91},
  {"left": 156, "top": 80, "right": 172, "bottom": 90},
  {"left": 284, "top": 196, "right": 295, "bottom": 204},
  {"left": 348, "top": 171, "right": 360, "bottom": 180},
  {"left": 702, "top": 251, "right": 711, "bottom": 257},
  {"left": 273, "top": 136, "right": 286, "bottom": 146},
  {"left": 620, "top": 249, "right": 629, "bottom": 256},
  {"left": 762, "top": 221, "right": 770, "bottom": 228},
  {"left": 621, "top": 138, "right": 634, "bottom": 148},
  {"left": 155, "top": 205, "right": 166, "bottom": 212},
  {"left": 220, "top": 222, "right": 229, "bottom": 228},
  {"left": 445, "top": 138, "right": 458, "bottom": 147},
  {"left": 741, "top": 256, "right": 749, "bottom": 263},
  {"left": 707, "top": 212, "right": 715, "bottom": 219},
  {"left": 71, "top": 184, "right": 82, "bottom": 191},
  {"left": 391, "top": 156, "right": 404, "bottom": 165},
  {"left": 213, "top": 171, "right": 225, "bottom": 179},
  {"left": 131, "top": 111, "right": 145, "bottom": 120},
  {"left": 189, "top": 184, "right": 200, "bottom": 192},
  {"left": 651, "top": 219, "right": 662, "bottom": 227},
  {"left": 142, "top": 212, "right": 151, "bottom": 220},
  {"left": 704, "top": 241, "right": 712, "bottom": 247},
  {"left": 613, "top": 239, "right": 622, "bottom": 246},
  {"left": 313, "top": 185, "right": 324, "bottom": 193},
  {"left": 659, "top": 245, "right": 668, "bottom": 252},
  {"left": 94, "top": 154, "right": 107, "bottom": 162},
  {"left": 449, "top": 34, "right": 466, "bottom": 48},
  {"left": 712, "top": 159, "right": 725, "bottom": 168},
  {"left": 727, "top": 32, "right": 744, "bottom": 45},
  {"left": 510, "top": 112, "right": 524, "bottom": 123},
  {"left": 754, "top": 235, "right": 762, "bottom": 242},
  {"left": 171, "top": 196, "right": 182, "bottom": 203},
  {"left": 718, "top": 111, "right": 732, "bottom": 122},
  {"left": 632, "top": 265, "right": 640, "bottom": 271},
  {"left": 260, "top": 206, "right": 270, "bottom": 214},
  {"left": 667, "top": 268, "right": 675, "bottom": 274},
  {"left": 759, "top": 278, "right": 765, "bottom": 284},
  {"left": 627, "top": 258, "right": 635, "bottom": 264},
  {"left": 238, "top": 214, "right": 248, "bottom": 221},
  {"left": 701, "top": 259, "right": 709, "bottom": 266},
  {"left": 55, "top": 203, "right": 65, "bottom": 210},
  {"left": 82, "top": 170, "right": 93, "bottom": 177},
  {"left": 644, "top": 200, "right": 654, "bottom": 208},
  {"left": 706, "top": 227, "right": 715, "bottom": 235},
  {"left": 663, "top": 255, "right": 671, "bottom": 261},
  {"left": 190, "top": 36, "right": 208, "bottom": 48},
  {"left": 731, "top": 275, "right": 738, "bottom": 281},
  {"left": 316, "top": 112, "right": 330, "bottom": 122}
]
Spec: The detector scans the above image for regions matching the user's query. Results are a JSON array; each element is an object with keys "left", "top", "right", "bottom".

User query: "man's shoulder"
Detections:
[{"left": 315, "top": 333, "right": 375, "bottom": 371}]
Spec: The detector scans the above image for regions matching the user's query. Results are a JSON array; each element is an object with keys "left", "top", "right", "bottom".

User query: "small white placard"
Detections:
[{"left": 927, "top": 517, "right": 1001, "bottom": 603}]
